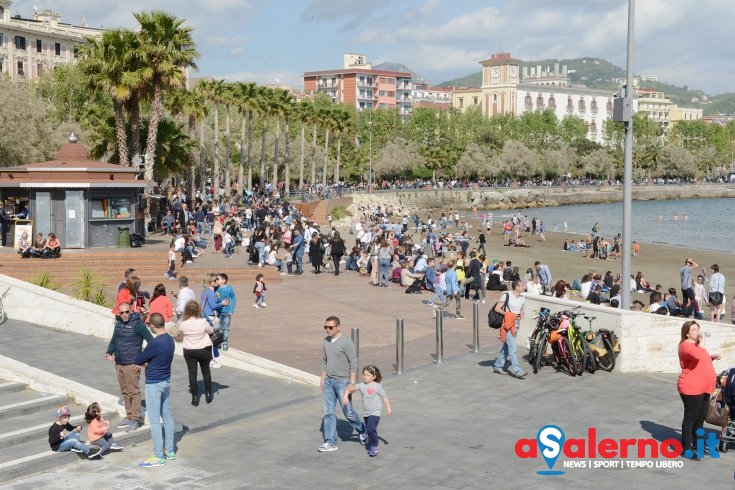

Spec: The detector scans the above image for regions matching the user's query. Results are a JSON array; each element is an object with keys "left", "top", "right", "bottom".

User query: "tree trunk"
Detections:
[
  {"left": 273, "top": 118, "right": 280, "bottom": 187},
  {"left": 284, "top": 120, "right": 290, "bottom": 196},
  {"left": 311, "top": 123, "right": 317, "bottom": 186},
  {"left": 247, "top": 112, "right": 253, "bottom": 191},
  {"left": 113, "top": 99, "right": 129, "bottom": 166},
  {"left": 213, "top": 106, "right": 220, "bottom": 192},
  {"left": 299, "top": 123, "right": 305, "bottom": 189},
  {"left": 334, "top": 134, "right": 341, "bottom": 183},
  {"left": 188, "top": 114, "right": 196, "bottom": 201},
  {"left": 143, "top": 79, "right": 164, "bottom": 233},
  {"left": 199, "top": 122, "right": 206, "bottom": 195},
  {"left": 225, "top": 106, "right": 231, "bottom": 194},
  {"left": 322, "top": 128, "right": 330, "bottom": 190},
  {"left": 129, "top": 94, "right": 141, "bottom": 159},
  {"left": 238, "top": 114, "right": 245, "bottom": 196},
  {"left": 260, "top": 118, "right": 267, "bottom": 184}
]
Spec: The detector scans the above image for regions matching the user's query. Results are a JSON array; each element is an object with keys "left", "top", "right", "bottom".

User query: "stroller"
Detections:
[{"left": 713, "top": 368, "right": 735, "bottom": 452}]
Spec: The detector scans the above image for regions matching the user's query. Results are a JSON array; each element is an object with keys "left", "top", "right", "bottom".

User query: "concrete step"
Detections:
[
  {"left": 0, "top": 392, "right": 66, "bottom": 421},
  {"left": 0, "top": 424, "right": 153, "bottom": 482},
  {"left": 0, "top": 383, "right": 155, "bottom": 482}
]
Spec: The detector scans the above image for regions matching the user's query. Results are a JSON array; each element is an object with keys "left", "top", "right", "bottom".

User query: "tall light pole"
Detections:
[
  {"left": 368, "top": 111, "right": 373, "bottom": 194},
  {"left": 618, "top": 0, "right": 635, "bottom": 310}
]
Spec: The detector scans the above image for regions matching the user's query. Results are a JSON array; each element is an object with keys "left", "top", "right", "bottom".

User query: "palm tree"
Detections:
[
  {"left": 320, "top": 105, "right": 336, "bottom": 190},
  {"left": 331, "top": 105, "right": 351, "bottom": 183},
  {"left": 270, "top": 88, "right": 294, "bottom": 187},
  {"left": 222, "top": 82, "right": 237, "bottom": 193},
  {"left": 235, "top": 82, "right": 258, "bottom": 192},
  {"left": 296, "top": 100, "right": 312, "bottom": 189},
  {"left": 78, "top": 29, "right": 141, "bottom": 166},
  {"left": 134, "top": 10, "right": 199, "bottom": 183},
  {"left": 165, "top": 86, "right": 207, "bottom": 200},
  {"left": 257, "top": 87, "right": 274, "bottom": 184},
  {"left": 199, "top": 79, "right": 225, "bottom": 191}
]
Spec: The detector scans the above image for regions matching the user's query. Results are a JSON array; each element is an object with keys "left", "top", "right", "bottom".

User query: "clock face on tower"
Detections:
[
  {"left": 510, "top": 66, "right": 517, "bottom": 77},
  {"left": 491, "top": 66, "right": 500, "bottom": 77}
]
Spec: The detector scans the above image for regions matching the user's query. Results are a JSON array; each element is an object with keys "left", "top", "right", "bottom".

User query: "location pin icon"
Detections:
[{"left": 537, "top": 425, "right": 565, "bottom": 470}]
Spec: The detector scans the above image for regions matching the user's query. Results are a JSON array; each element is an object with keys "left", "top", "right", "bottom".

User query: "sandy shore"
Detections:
[{"left": 338, "top": 207, "right": 735, "bottom": 318}]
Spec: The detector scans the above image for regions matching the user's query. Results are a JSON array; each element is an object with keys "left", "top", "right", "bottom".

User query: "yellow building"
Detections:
[
  {"left": 0, "top": 0, "right": 102, "bottom": 82},
  {"left": 670, "top": 105, "right": 703, "bottom": 123}
]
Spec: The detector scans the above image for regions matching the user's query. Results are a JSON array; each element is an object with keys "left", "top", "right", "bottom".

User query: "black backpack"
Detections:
[{"left": 488, "top": 293, "right": 509, "bottom": 329}]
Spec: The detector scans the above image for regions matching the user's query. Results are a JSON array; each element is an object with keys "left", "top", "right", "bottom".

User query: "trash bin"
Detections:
[{"left": 118, "top": 226, "right": 130, "bottom": 248}]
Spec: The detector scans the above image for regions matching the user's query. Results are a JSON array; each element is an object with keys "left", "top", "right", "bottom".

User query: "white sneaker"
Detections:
[
  {"left": 253, "top": 304, "right": 259, "bottom": 308},
  {"left": 260, "top": 303, "right": 267, "bottom": 308},
  {"left": 258, "top": 263, "right": 263, "bottom": 267},
  {"left": 210, "top": 360, "right": 222, "bottom": 369}
]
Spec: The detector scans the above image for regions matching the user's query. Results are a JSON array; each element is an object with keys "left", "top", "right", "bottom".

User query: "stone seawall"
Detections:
[{"left": 349, "top": 184, "right": 735, "bottom": 213}]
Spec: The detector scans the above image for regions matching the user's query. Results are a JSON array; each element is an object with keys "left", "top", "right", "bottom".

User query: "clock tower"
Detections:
[{"left": 479, "top": 52, "right": 521, "bottom": 116}]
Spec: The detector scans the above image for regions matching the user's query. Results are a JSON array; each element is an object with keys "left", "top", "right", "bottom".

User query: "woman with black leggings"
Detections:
[
  {"left": 177, "top": 300, "right": 214, "bottom": 406},
  {"left": 677, "top": 320, "right": 719, "bottom": 460}
]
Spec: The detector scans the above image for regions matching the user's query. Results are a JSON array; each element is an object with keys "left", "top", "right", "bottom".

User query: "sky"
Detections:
[{"left": 15, "top": 0, "right": 735, "bottom": 95}]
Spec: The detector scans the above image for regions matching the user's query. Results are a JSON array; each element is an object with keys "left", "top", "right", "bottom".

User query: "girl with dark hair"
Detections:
[{"left": 343, "top": 365, "right": 392, "bottom": 457}]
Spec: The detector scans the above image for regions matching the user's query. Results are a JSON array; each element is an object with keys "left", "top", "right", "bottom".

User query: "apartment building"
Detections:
[
  {"left": 634, "top": 88, "right": 673, "bottom": 133},
  {"left": 411, "top": 81, "right": 452, "bottom": 109},
  {"left": 303, "top": 53, "right": 412, "bottom": 119},
  {"left": 0, "top": 0, "right": 102, "bottom": 82}
]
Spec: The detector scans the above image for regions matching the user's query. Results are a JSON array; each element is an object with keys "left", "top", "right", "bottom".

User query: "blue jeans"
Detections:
[
  {"left": 254, "top": 241, "right": 266, "bottom": 265},
  {"left": 196, "top": 221, "right": 205, "bottom": 235},
  {"left": 494, "top": 327, "right": 522, "bottom": 375},
  {"left": 294, "top": 250, "right": 304, "bottom": 272},
  {"left": 219, "top": 313, "right": 231, "bottom": 351},
  {"left": 58, "top": 431, "right": 89, "bottom": 454},
  {"left": 378, "top": 258, "right": 391, "bottom": 286},
  {"left": 223, "top": 242, "right": 234, "bottom": 257},
  {"left": 322, "top": 377, "right": 365, "bottom": 446},
  {"left": 255, "top": 292, "right": 266, "bottom": 306},
  {"left": 145, "top": 380, "right": 174, "bottom": 458},
  {"left": 344, "top": 256, "right": 357, "bottom": 271}
]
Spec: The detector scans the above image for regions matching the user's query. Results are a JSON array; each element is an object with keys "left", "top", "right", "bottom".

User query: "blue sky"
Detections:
[{"left": 15, "top": 0, "right": 735, "bottom": 95}]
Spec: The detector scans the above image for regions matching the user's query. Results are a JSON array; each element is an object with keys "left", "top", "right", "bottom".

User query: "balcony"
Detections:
[{"left": 356, "top": 79, "right": 374, "bottom": 88}]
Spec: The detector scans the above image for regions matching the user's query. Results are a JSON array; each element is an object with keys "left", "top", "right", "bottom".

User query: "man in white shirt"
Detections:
[{"left": 172, "top": 276, "right": 196, "bottom": 321}]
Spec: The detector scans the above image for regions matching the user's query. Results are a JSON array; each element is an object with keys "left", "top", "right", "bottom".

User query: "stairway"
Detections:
[
  {"left": 0, "top": 380, "right": 150, "bottom": 482},
  {"left": 0, "top": 240, "right": 281, "bottom": 300}
]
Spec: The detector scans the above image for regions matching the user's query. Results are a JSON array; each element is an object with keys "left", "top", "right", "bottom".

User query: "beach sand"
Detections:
[
  {"left": 341, "top": 209, "right": 735, "bottom": 316},
  {"left": 448, "top": 219, "right": 734, "bottom": 317}
]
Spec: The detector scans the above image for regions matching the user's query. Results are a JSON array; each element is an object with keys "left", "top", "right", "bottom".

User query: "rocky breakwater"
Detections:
[{"left": 350, "top": 184, "right": 735, "bottom": 212}]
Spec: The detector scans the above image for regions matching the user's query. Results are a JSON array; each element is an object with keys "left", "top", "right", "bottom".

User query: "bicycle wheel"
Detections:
[
  {"left": 596, "top": 336, "right": 616, "bottom": 372},
  {"left": 533, "top": 337, "right": 548, "bottom": 374},
  {"left": 0, "top": 299, "right": 6, "bottom": 325},
  {"left": 583, "top": 341, "right": 597, "bottom": 374},
  {"left": 560, "top": 338, "right": 577, "bottom": 377}
]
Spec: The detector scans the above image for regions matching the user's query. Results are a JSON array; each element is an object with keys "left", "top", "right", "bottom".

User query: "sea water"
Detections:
[{"left": 487, "top": 198, "right": 734, "bottom": 254}]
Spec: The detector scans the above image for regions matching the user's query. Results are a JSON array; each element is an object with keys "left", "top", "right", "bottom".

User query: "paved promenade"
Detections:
[{"left": 2, "top": 318, "right": 735, "bottom": 488}]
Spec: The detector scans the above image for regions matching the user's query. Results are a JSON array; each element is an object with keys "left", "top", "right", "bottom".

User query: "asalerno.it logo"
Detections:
[{"left": 516, "top": 425, "right": 719, "bottom": 475}]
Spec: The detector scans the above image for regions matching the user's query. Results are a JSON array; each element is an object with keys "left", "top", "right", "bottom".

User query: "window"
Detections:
[
  {"left": 536, "top": 95, "right": 544, "bottom": 106},
  {"left": 473, "top": 97, "right": 478, "bottom": 106},
  {"left": 578, "top": 98, "right": 586, "bottom": 110},
  {"left": 36, "top": 39, "right": 42, "bottom": 53},
  {"left": 567, "top": 96, "right": 573, "bottom": 108},
  {"left": 55, "top": 42, "right": 61, "bottom": 56},
  {"left": 91, "top": 197, "right": 132, "bottom": 219},
  {"left": 15, "top": 35, "right": 26, "bottom": 50},
  {"left": 590, "top": 120, "right": 597, "bottom": 133},
  {"left": 17, "top": 60, "right": 23, "bottom": 76},
  {"left": 458, "top": 98, "right": 464, "bottom": 108},
  {"left": 37, "top": 62, "right": 43, "bottom": 76},
  {"left": 525, "top": 94, "right": 532, "bottom": 106},
  {"left": 591, "top": 98, "right": 598, "bottom": 111},
  {"left": 0, "top": 33, "right": 4, "bottom": 46},
  {"left": 549, "top": 96, "right": 556, "bottom": 108}
]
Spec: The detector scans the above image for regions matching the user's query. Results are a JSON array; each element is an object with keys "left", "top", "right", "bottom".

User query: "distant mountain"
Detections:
[
  {"left": 373, "top": 62, "right": 420, "bottom": 78},
  {"left": 436, "top": 57, "right": 729, "bottom": 115}
]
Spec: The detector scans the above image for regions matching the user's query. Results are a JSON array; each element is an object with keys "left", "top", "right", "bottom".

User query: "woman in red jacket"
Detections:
[{"left": 677, "top": 320, "right": 720, "bottom": 460}]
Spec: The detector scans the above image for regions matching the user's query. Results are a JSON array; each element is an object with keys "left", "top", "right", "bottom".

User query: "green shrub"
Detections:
[
  {"left": 71, "top": 269, "right": 108, "bottom": 304},
  {"left": 30, "top": 270, "right": 60, "bottom": 290},
  {"left": 330, "top": 205, "right": 352, "bottom": 221}
]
